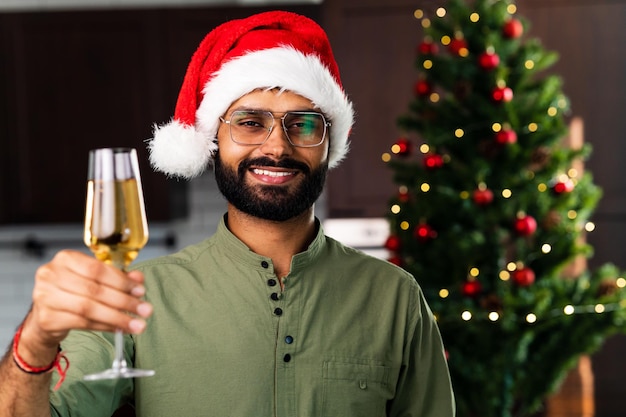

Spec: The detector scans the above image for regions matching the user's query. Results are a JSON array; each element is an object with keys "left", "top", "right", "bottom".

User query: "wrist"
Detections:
[
  {"left": 17, "top": 317, "right": 62, "bottom": 367},
  {"left": 12, "top": 324, "right": 70, "bottom": 390}
]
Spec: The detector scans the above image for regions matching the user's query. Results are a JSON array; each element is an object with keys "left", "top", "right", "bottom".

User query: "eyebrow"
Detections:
[{"left": 228, "top": 107, "right": 321, "bottom": 114}]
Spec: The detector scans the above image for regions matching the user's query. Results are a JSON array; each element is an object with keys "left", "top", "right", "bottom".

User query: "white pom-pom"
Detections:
[{"left": 148, "top": 119, "right": 216, "bottom": 179}]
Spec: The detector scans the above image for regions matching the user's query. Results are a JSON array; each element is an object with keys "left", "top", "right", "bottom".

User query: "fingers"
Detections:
[
  {"left": 50, "top": 250, "right": 144, "bottom": 294},
  {"left": 30, "top": 250, "right": 152, "bottom": 342}
]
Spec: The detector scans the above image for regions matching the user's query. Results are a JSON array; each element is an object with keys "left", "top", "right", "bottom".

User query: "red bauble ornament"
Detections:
[
  {"left": 479, "top": 51, "right": 500, "bottom": 70},
  {"left": 495, "top": 129, "right": 517, "bottom": 145},
  {"left": 514, "top": 215, "right": 537, "bottom": 236},
  {"left": 492, "top": 86, "right": 514, "bottom": 103},
  {"left": 384, "top": 235, "right": 402, "bottom": 252},
  {"left": 418, "top": 40, "right": 439, "bottom": 55},
  {"left": 448, "top": 38, "right": 468, "bottom": 56},
  {"left": 387, "top": 255, "right": 403, "bottom": 266},
  {"left": 462, "top": 280, "right": 482, "bottom": 297},
  {"left": 413, "top": 79, "right": 433, "bottom": 97},
  {"left": 398, "top": 190, "right": 410, "bottom": 202},
  {"left": 423, "top": 153, "right": 444, "bottom": 170},
  {"left": 393, "top": 138, "right": 412, "bottom": 156},
  {"left": 503, "top": 18, "right": 524, "bottom": 39},
  {"left": 513, "top": 267, "right": 535, "bottom": 286},
  {"left": 414, "top": 224, "right": 437, "bottom": 242},
  {"left": 473, "top": 188, "right": 494, "bottom": 206},
  {"left": 553, "top": 179, "right": 575, "bottom": 194}
]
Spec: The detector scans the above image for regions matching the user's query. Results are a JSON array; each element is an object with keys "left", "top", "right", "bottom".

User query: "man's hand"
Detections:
[
  {"left": 21, "top": 249, "right": 152, "bottom": 365},
  {"left": 0, "top": 249, "right": 153, "bottom": 416}
]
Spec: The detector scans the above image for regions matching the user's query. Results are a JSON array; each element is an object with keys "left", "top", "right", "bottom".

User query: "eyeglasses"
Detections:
[{"left": 219, "top": 110, "right": 331, "bottom": 147}]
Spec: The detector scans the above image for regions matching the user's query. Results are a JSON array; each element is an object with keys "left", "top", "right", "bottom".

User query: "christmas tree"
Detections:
[{"left": 383, "top": 0, "right": 626, "bottom": 416}]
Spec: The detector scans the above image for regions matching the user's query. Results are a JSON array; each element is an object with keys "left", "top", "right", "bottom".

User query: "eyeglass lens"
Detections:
[{"left": 228, "top": 111, "right": 327, "bottom": 147}]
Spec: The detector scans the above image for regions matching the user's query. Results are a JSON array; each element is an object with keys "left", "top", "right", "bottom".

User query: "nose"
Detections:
[{"left": 259, "top": 123, "right": 293, "bottom": 158}]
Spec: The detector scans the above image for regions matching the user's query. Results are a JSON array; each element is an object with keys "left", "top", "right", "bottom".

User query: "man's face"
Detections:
[{"left": 214, "top": 89, "right": 330, "bottom": 222}]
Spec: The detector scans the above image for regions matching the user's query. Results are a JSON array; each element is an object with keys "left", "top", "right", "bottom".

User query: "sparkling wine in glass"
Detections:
[{"left": 83, "top": 147, "right": 154, "bottom": 380}]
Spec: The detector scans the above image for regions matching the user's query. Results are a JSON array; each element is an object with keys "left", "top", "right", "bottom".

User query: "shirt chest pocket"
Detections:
[{"left": 322, "top": 360, "right": 394, "bottom": 417}]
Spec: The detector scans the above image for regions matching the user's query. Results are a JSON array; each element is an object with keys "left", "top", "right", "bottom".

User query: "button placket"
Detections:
[{"left": 263, "top": 260, "right": 296, "bottom": 367}]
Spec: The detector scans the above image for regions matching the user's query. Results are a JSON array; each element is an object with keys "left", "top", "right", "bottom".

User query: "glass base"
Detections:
[{"left": 84, "top": 367, "right": 155, "bottom": 381}]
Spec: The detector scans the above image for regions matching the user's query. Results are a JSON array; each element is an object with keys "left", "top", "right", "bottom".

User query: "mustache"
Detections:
[{"left": 238, "top": 157, "right": 311, "bottom": 175}]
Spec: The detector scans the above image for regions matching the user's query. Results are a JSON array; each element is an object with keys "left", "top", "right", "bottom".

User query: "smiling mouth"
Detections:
[{"left": 251, "top": 168, "right": 297, "bottom": 178}]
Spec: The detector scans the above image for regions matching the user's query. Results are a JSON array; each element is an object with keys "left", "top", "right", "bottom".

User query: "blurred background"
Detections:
[{"left": 0, "top": 0, "right": 624, "bottom": 415}]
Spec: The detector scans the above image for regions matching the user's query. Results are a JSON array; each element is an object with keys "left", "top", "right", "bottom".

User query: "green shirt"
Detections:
[{"left": 51, "top": 217, "right": 455, "bottom": 416}]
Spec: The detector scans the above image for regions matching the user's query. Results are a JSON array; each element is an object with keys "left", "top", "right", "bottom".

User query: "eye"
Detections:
[
  {"left": 285, "top": 114, "right": 321, "bottom": 135},
  {"left": 232, "top": 112, "right": 269, "bottom": 130}
]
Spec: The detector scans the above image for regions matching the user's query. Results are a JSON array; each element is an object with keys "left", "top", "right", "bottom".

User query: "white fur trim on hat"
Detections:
[
  {"left": 197, "top": 46, "right": 353, "bottom": 171},
  {"left": 148, "top": 119, "right": 217, "bottom": 179}
]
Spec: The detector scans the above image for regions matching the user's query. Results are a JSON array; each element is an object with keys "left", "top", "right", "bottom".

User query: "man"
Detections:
[{"left": 0, "top": 11, "right": 455, "bottom": 417}]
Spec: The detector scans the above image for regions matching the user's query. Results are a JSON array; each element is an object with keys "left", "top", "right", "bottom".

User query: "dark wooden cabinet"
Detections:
[{"left": 0, "top": 10, "right": 170, "bottom": 223}]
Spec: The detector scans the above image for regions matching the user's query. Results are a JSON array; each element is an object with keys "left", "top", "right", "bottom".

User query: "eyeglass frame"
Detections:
[{"left": 219, "top": 110, "right": 332, "bottom": 148}]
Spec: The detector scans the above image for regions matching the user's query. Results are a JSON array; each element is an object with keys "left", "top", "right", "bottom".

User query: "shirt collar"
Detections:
[{"left": 215, "top": 214, "right": 326, "bottom": 274}]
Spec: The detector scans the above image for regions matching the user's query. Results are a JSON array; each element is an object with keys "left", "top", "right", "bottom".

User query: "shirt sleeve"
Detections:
[
  {"left": 49, "top": 330, "right": 134, "bottom": 417},
  {"left": 388, "top": 286, "right": 456, "bottom": 417}
]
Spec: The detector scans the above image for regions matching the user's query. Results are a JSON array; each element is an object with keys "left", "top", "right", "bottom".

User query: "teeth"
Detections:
[{"left": 252, "top": 169, "right": 294, "bottom": 177}]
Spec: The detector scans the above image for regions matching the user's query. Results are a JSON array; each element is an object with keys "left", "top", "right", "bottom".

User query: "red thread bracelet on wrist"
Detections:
[{"left": 12, "top": 325, "right": 70, "bottom": 391}]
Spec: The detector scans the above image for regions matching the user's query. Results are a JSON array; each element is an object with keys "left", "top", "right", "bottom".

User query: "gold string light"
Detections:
[
  {"left": 432, "top": 273, "right": 625, "bottom": 323},
  {"left": 439, "top": 301, "right": 626, "bottom": 324}
]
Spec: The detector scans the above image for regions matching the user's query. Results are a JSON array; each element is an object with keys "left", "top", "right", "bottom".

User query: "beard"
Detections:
[{"left": 213, "top": 152, "right": 328, "bottom": 222}]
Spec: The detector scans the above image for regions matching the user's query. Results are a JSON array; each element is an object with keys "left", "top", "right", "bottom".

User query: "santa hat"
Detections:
[{"left": 148, "top": 10, "right": 355, "bottom": 179}]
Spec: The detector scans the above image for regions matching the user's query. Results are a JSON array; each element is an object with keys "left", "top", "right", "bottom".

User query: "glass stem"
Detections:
[
  {"left": 112, "top": 329, "right": 127, "bottom": 371},
  {"left": 112, "top": 255, "right": 128, "bottom": 372}
]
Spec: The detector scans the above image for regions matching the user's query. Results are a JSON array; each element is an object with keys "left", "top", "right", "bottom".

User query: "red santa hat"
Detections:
[{"left": 148, "top": 10, "right": 354, "bottom": 179}]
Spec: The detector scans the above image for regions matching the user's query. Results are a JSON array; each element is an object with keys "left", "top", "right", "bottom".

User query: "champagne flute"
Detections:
[{"left": 83, "top": 147, "right": 154, "bottom": 380}]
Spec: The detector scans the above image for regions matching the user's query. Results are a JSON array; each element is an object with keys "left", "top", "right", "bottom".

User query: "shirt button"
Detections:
[
  {"left": 285, "top": 335, "right": 294, "bottom": 344},
  {"left": 270, "top": 292, "right": 280, "bottom": 301},
  {"left": 274, "top": 308, "right": 283, "bottom": 316},
  {"left": 261, "top": 261, "right": 269, "bottom": 269},
  {"left": 283, "top": 354, "right": 291, "bottom": 362},
  {"left": 267, "top": 279, "right": 277, "bottom": 287}
]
